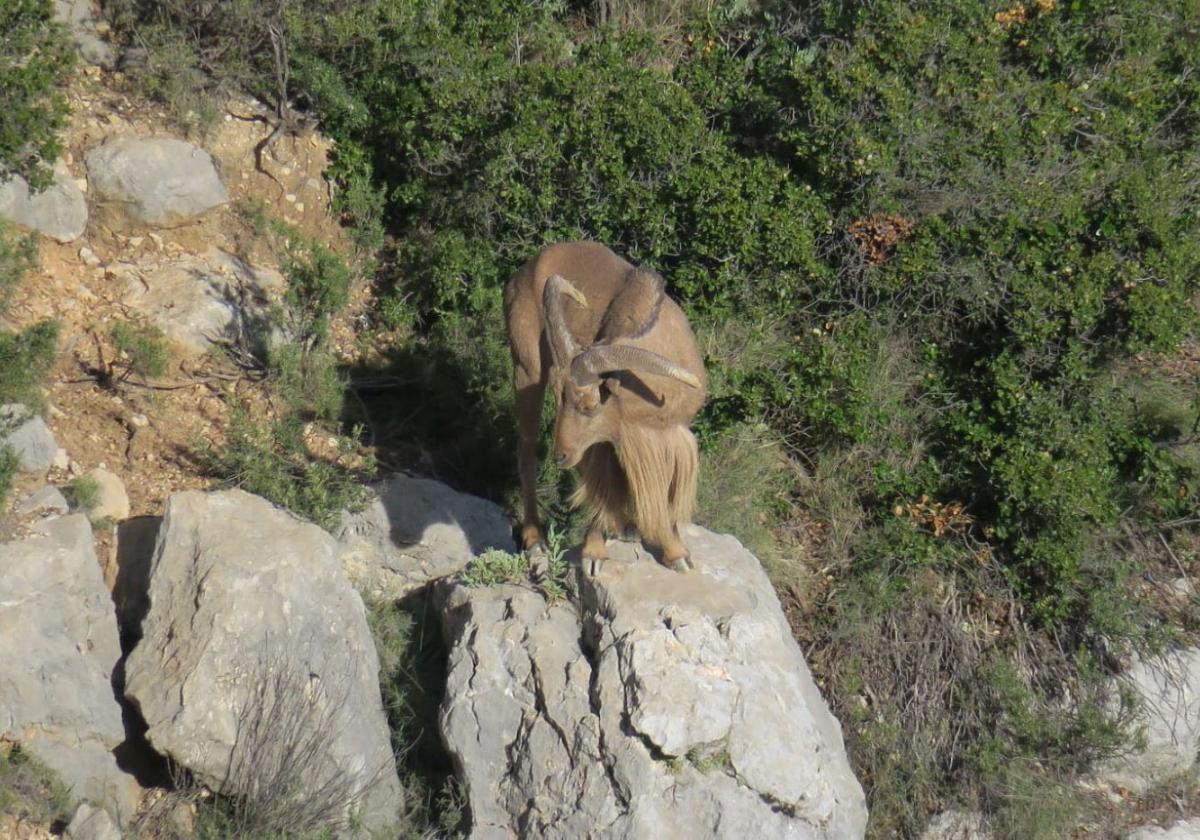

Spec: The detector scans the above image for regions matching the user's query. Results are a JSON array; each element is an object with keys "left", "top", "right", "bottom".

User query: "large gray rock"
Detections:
[
  {"left": 1, "top": 404, "right": 59, "bottom": 473},
  {"left": 337, "top": 474, "right": 515, "bottom": 599},
  {"left": 437, "top": 525, "right": 867, "bottom": 839},
  {"left": 118, "top": 248, "right": 284, "bottom": 355},
  {"left": 123, "top": 490, "right": 403, "bottom": 835},
  {"left": 55, "top": 0, "right": 116, "bottom": 68},
  {"left": 1097, "top": 647, "right": 1200, "bottom": 793},
  {"left": 0, "top": 515, "right": 141, "bottom": 824},
  {"left": 0, "top": 171, "right": 88, "bottom": 242},
  {"left": 86, "top": 138, "right": 228, "bottom": 227}
]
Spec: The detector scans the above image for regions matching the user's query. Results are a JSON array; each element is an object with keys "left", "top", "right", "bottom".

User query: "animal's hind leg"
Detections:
[{"left": 645, "top": 522, "right": 692, "bottom": 573}]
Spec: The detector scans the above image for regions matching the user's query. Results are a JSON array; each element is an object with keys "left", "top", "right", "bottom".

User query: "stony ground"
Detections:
[{"left": 3, "top": 66, "right": 372, "bottom": 531}]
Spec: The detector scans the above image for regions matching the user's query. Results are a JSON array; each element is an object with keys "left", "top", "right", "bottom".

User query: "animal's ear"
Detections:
[{"left": 601, "top": 376, "right": 622, "bottom": 400}]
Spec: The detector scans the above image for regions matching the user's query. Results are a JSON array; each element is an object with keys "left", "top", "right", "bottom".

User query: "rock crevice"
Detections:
[{"left": 437, "top": 526, "right": 868, "bottom": 839}]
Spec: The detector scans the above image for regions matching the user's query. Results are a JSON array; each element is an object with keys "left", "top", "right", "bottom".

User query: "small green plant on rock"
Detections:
[
  {"left": 111, "top": 320, "right": 170, "bottom": 383},
  {"left": 461, "top": 549, "right": 530, "bottom": 588},
  {"left": 63, "top": 475, "right": 100, "bottom": 515}
]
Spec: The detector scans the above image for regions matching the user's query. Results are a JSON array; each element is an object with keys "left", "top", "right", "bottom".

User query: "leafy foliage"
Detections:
[{"left": 0, "top": 0, "right": 75, "bottom": 188}]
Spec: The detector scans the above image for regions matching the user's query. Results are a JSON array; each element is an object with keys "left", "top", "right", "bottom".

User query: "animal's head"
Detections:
[{"left": 543, "top": 274, "right": 700, "bottom": 469}]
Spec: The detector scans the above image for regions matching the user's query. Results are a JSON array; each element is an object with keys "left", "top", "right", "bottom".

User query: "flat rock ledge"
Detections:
[{"left": 436, "top": 525, "right": 867, "bottom": 840}]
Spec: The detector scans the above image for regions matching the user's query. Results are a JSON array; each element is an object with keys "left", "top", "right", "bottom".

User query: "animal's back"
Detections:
[{"left": 505, "top": 241, "right": 634, "bottom": 348}]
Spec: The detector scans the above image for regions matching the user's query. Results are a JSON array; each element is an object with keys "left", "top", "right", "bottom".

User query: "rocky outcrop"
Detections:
[
  {"left": 123, "top": 490, "right": 403, "bottom": 835},
  {"left": 437, "top": 525, "right": 867, "bottom": 839},
  {"left": 1097, "top": 647, "right": 1200, "bottom": 793},
  {"left": 116, "top": 248, "right": 284, "bottom": 355},
  {"left": 86, "top": 138, "right": 228, "bottom": 228},
  {"left": 0, "top": 515, "right": 141, "bottom": 824},
  {"left": 0, "top": 170, "right": 88, "bottom": 243},
  {"left": 54, "top": 0, "right": 116, "bottom": 69},
  {"left": 337, "top": 474, "right": 516, "bottom": 600},
  {"left": 1, "top": 404, "right": 58, "bottom": 473}
]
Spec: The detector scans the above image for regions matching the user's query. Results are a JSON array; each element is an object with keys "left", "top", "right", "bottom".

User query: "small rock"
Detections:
[
  {"left": 127, "top": 236, "right": 144, "bottom": 248},
  {"left": 129, "top": 413, "right": 149, "bottom": 428},
  {"left": 0, "top": 404, "right": 58, "bottom": 472},
  {"left": 285, "top": 193, "right": 297, "bottom": 203},
  {"left": 53, "top": 447, "right": 70, "bottom": 471},
  {"left": 84, "top": 468, "right": 130, "bottom": 522},
  {"left": 920, "top": 810, "right": 991, "bottom": 840},
  {"left": 79, "top": 246, "right": 101, "bottom": 267},
  {"left": 0, "top": 170, "right": 88, "bottom": 243},
  {"left": 294, "top": 202, "right": 305, "bottom": 214},
  {"left": 17, "top": 485, "right": 70, "bottom": 516},
  {"left": 65, "top": 803, "right": 121, "bottom": 840},
  {"left": 76, "top": 178, "right": 89, "bottom": 193}
]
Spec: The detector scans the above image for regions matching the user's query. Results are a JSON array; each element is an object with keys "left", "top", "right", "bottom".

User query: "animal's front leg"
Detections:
[{"left": 581, "top": 520, "right": 609, "bottom": 577}]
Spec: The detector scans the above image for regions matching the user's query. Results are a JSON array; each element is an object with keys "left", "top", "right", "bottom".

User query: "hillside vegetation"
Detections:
[{"left": 6, "top": 0, "right": 1200, "bottom": 836}]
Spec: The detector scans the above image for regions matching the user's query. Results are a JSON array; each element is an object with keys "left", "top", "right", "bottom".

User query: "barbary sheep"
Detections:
[{"left": 504, "top": 241, "right": 707, "bottom": 573}]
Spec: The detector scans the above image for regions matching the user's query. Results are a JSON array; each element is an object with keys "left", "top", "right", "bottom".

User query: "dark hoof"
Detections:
[
  {"left": 663, "top": 555, "right": 693, "bottom": 573},
  {"left": 583, "top": 554, "right": 605, "bottom": 577}
]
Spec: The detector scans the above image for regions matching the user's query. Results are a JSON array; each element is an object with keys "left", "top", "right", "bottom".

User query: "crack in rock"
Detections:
[{"left": 435, "top": 525, "right": 868, "bottom": 839}]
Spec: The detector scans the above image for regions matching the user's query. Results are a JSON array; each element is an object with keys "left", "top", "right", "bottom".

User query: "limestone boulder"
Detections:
[
  {"left": 0, "top": 171, "right": 87, "bottom": 243},
  {"left": 16, "top": 485, "right": 70, "bottom": 517},
  {"left": 1097, "top": 647, "right": 1200, "bottom": 793},
  {"left": 337, "top": 474, "right": 515, "bottom": 599},
  {"left": 54, "top": 0, "right": 116, "bottom": 68},
  {"left": 1, "top": 404, "right": 58, "bottom": 473},
  {"left": 437, "top": 525, "right": 867, "bottom": 839},
  {"left": 86, "top": 138, "right": 228, "bottom": 227},
  {"left": 123, "top": 490, "right": 404, "bottom": 835},
  {"left": 0, "top": 515, "right": 141, "bottom": 824},
  {"left": 117, "top": 248, "right": 284, "bottom": 355}
]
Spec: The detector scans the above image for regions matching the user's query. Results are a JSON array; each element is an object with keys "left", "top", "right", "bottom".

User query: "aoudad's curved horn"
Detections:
[
  {"left": 542, "top": 274, "right": 588, "bottom": 368},
  {"left": 571, "top": 343, "right": 701, "bottom": 389}
]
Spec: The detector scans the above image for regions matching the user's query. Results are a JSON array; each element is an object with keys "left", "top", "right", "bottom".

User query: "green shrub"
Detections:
[
  {"left": 461, "top": 549, "right": 530, "bottom": 588},
  {"left": 64, "top": 474, "right": 101, "bottom": 514},
  {"left": 0, "top": 743, "right": 71, "bottom": 824},
  {"left": 0, "top": 320, "right": 59, "bottom": 408},
  {"left": 111, "top": 320, "right": 170, "bottom": 382},
  {"left": 204, "top": 407, "right": 371, "bottom": 529},
  {"left": 0, "top": 0, "right": 74, "bottom": 188}
]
